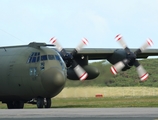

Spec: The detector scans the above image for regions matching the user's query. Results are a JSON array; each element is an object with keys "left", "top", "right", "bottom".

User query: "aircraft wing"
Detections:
[{"left": 65, "top": 48, "right": 158, "bottom": 60}]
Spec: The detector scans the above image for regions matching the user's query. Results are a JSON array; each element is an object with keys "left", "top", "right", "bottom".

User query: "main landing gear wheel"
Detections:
[
  {"left": 44, "top": 98, "right": 51, "bottom": 108},
  {"left": 37, "top": 97, "right": 44, "bottom": 108},
  {"left": 7, "top": 101, "right": 24, "bottom": 109},
  {"left": 37, "top": 97, "right": 52, "bottom": 108}
]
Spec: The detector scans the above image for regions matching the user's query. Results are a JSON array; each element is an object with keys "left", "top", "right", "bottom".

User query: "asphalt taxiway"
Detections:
[{"left": 0, "top": 108, "right": 158, "bottom": 120}]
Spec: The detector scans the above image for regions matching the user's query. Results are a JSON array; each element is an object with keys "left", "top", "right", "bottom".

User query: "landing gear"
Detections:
[
  {"left": 44, "top": 98, "right": 51, "bottom": 108},
  {"left": 6, "top": 101, "right": 24, "bottom": 109},
  {"left": 37, "top": 97, "right": 44, "bottom": 108},
  {"left": 36, "top": 97, "right": 51, "bottom": 108}
]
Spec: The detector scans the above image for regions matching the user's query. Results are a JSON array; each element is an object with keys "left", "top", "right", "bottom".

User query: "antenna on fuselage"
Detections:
[{"left": 0, "top": 29, "right": 26, "bottom": 44}]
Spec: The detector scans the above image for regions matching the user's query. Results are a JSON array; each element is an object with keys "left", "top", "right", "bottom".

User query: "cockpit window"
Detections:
[
  {"left": 37, "top": 56, "right": 40, "bottom": 62},
  {"left": 34, "top": 52, "right": 37, "bottom": 56},
  {"left": 30, "top": 53, "right": 34, "bottom": 57},
  {"left": 55, "top": 55, "right": 60, "bottom": 61},
  {"left": 41, "top": 55, "right": 47, "bottom": 61},
  {"left": 48, "top": 55, "right": 55, "bottom": 60},
  {"left": 27, "top": 52, "right": 40, "bottom": 63},
  {"left": 31, "top": 57, "right": 36, "bottom": 63},
  {"left": 27, "top": 52, "right": 65, "bottom": 66},
  {"left": 55, "top": 54, "right": 66, "bottom": 69}
]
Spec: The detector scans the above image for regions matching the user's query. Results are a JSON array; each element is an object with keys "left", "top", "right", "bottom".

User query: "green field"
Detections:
[
  {"left": 0, "top": 87, "right": 158, "bottom": 109},
  {"left": 52, "top": 96, "right": 158, "bottom": 108}
]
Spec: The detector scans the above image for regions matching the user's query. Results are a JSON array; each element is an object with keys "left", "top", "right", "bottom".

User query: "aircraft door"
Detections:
[
  {"left": 27, "top": 52, "right": 41, "bottom": 81},
  {"left": 28, "top": 63, "right": 44, "bottom": 95}
]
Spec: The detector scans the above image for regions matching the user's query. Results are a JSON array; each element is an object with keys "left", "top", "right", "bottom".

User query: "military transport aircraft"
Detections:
[{"left": 0, "top": 34, "right": 157, "bottom": 109}]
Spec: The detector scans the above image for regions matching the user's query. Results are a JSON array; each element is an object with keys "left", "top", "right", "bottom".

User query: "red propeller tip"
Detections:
[
  {"left": 50, "top": 37, "right": 57, "bottom": 44},
  {"left": 147, "top": 38, "right": 153, "bottom": 46},
  {"left": 115, "top": 34, "right": 122, "bottom": 41},
  {"left": 80, "top": 72, "right": 88, "bottom": 81},
  {"left": 140, "top": 73, "right": 149, "bottom": 82},
  {"left": 110, "top": 66, "right": 118, "bottom": 75},
  {"left": 82, "top": 38, "right": 89, "bottom": 45}
]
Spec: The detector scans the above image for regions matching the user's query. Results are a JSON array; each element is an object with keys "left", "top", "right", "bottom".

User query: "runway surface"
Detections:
[{"left": 0, "top": 108, "right": 158, "bottom": 120}]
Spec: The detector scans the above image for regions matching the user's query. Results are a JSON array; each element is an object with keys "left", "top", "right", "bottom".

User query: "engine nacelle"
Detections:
[
  {"left": 107, "top": 49, "right": 131, "bottom": 71},
  {"left": 67, "top": 65, "right": 99, "bottom": 80}
]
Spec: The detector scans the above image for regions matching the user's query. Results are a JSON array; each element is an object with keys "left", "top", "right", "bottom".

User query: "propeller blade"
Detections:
[
  {"left": 134, "top": 38, "right": 153, "bottom": 55},
  {"left": 71, "top": 38, "right": 88, "bottom": 80},
  {"left": 50, "top": 37, "right": 88, "bottom": 80},
  {"left": 72, "top": 60, "right": 88, "bottom": 81},
  {"left": 76, "top": 38, "right": 88, "bottom": 51},
  {"left": 136, "top": 65, "right": 148, "bottom": 81},
  {"left": 133, "top": 60, "right": 148, "bottom": 81},
  {"left": 71, "top": 38, "right": 89, "bottom": 56},
  {"left": 140, "top": 38, "right": 153, "bottom": 51},
  {"left": 50, "top": 37, "right": 68, "bottom": 57},
  {"left": 115, "top": 34, "right": 127, "bottom": 49},
  {"left": 69, "top": 38, "right": 88, "bottom": 63},
  {"left": 74, "top": 65, "right": 88, "bottom": 81},
  {"left": 50, "top": 37, "right": 63, "bottom": 52},
  {"left": 110, "top": 60, "right": 127, "bottom": 75},
  {"left": 115, "top": 34, "right": 131, "bottom": 54}
]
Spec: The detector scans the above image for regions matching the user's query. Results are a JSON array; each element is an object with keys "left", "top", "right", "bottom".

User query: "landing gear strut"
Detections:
[{"left": 36, "top": 97, "right": 51, "bottom": 108}]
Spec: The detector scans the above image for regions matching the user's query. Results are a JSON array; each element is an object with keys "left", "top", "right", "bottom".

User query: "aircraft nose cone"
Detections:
[{"left": 41, "top": 68, "right": 66, "bottom": 92}]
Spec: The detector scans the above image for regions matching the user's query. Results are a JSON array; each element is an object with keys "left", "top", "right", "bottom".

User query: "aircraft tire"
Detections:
[
  {"left": 7, "top": 101, "right": 24, "bottom": 109},
  {"left": 37, "top": 97, "right": 44, "bottom": 108},
  {"left": 44, "top": 98, "right": 51, "bottom": 108},
  {"left": 14, "top": 101, "right": 24, "bottom": 109},
  {"left": 7, "top": 102, "right": 14, "bottom": 109}
]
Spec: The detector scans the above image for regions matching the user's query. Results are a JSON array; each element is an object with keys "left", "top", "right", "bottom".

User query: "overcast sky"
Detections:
[{"left": 0, "top": 0, "right": 158, "bottom": 50}]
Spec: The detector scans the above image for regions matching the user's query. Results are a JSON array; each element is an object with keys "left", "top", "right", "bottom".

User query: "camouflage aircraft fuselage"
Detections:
[{"left": 0, "top": 46, "right": 67, "bottom": 102}]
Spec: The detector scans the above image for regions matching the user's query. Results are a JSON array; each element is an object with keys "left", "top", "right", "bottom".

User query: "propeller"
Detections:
[
  {"left": 110, "top": 34, "right": 153, "bottom": 81},
  {"left": 50, "top": 37, "right": 88, "bottom": 81}
]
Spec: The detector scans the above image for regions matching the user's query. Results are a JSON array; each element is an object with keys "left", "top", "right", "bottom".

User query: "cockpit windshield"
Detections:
[
  {"left": 27, "top": 52, "right": 66, "bottom": 68},
  {"left": 48, "top": 55, "right": 55, "bottom": 60},
  {"left": 41, "top": 55, "right": 47, "bottom": 61},
  {"left": 27, "top": 52, "right": 40, "bottom": 63}
]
